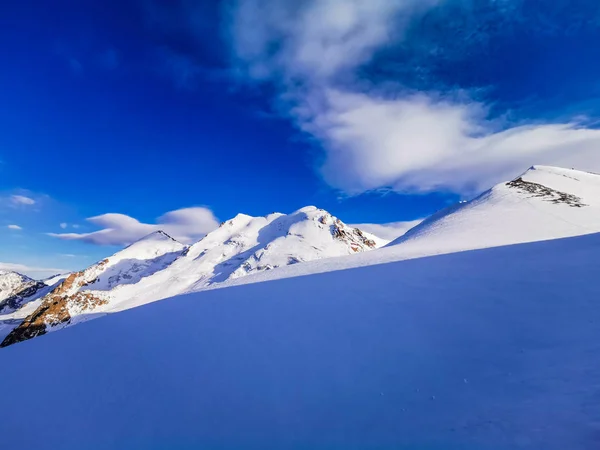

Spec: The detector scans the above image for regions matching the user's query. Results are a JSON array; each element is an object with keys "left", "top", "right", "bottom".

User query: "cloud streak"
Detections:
[
  {"left": 10, "top": 195, "right": 35, "bottom": 206},
  {"left": 227, "top": 0, "right": 600, "bottom": 195},
  {"left": 49, "top": 207, "right": 219, "bottom": 246}
]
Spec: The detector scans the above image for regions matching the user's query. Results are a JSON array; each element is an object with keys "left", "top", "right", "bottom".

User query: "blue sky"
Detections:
[{"left": 2, "top": 0, "right": 600, "bottom": 277}]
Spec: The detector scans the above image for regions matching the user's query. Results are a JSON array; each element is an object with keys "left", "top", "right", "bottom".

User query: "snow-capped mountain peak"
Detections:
[
  {"left": 0, "top": 271, "right": 33, "bottom": 302},
  {"left": 1, "top": 207, "right": 386, "bottom": 347},
  {"left": 107, "top": 230, "right": 186, "bottom": 264},
  {"left": 0, "top": 271, "right": 48, "bottom": 315}
]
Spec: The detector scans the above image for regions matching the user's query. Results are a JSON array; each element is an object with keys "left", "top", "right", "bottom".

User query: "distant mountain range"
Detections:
[
  {"left": 0, "top": 207, "right": 386, "bottom": 346},
  {"left": 1, "top": 166, "right": 600, "bottom": 348}
]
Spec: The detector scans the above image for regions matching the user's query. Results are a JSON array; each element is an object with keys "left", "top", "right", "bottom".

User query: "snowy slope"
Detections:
[
  {"left": 212, "top": 165, "right": 600, "bottom": 290},
  {"left": 1, "top": 208, "right": 385, "bottom": 346},
  {"left": 0, "top": 231, "right": 187, "bottom": 346},
  {"left": 101, "top": 206, "right": 386, "bottom": 311},
  {"left": 0, "top": 271, "right": 34, "bottom": 303},
  {"left": 0, "top": 271, "right": 49, "bottom": 314},
  {"left": 388, "top": 165, "right": 600, "bottom": 253},
  {"left": 0, "top": 232, "right": 599, "bottom": 449},
  {"left": 4, "top": 165, "right": 598, "bottom": 347}
]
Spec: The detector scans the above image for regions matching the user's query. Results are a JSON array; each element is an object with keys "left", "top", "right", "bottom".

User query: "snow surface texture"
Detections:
[
  {"left": 0, "top": 232, "right": 599, "bottom": 449},
  {"left": 0, "top": 208, "right": 385, "bottom": 344}
]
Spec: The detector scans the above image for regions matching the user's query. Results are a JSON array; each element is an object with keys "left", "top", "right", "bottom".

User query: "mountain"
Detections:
[
  {"left": 0, "top": 271, "right": 48, "bottom": 314},
  {"left": 1, "top": 230, "right": 599, "bottom": 449},
  {"left": 4, "top": 165, "right": 600, "bottom": 349},
  {"left": 197, "top": 166, "right": 600, "bottom": 291},
  {"left": 2, "top": 166, "right": 600, "bottom": 447},
  {"left": 0, "top": 207, "right": 385, "bottom": 347},
  {"left": 102, "top": 206, "right": 386, "bottom": 309},
  {"left": 0, "top": 230, "right": 187, "bottom": 346},
  {"left": 0, "top": 271, "right": 34, "bottom": 304},
  {"left": 388, "top": 165, "right": 600, "bottom": 253}
]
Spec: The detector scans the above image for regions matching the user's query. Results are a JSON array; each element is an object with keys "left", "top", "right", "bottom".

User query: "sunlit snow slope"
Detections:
[
  {"left": 0, "top": 231, "right": 187, "bottom": 345},
  {"left": 389, "top": 165, "right": 600, "bottom": 252},
  {"left": 0, "top": 232, "right": 598, "bottom": 449},
  {"left": 0, "top": 207, "right": 384, "bottom": 346},
  {"left": 215, "top": 165, "right": 600, "bottom": 288}
]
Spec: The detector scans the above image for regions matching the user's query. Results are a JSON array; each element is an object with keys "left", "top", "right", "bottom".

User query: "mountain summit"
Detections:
[{"left": 1, "top": 207, "right": 385, "bottom": 347}]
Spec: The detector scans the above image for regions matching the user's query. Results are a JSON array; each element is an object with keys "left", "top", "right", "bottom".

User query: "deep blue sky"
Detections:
[{"left": 2, "top": 0, "right": 600, "bottom": 275}]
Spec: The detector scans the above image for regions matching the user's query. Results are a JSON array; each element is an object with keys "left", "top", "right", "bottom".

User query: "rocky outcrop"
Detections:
[
  {"left": 506, "top": 177, "right": 587, "bottom": 207},
  {"left": 331, "top": 219, "right": 377, "bottom": 251}
]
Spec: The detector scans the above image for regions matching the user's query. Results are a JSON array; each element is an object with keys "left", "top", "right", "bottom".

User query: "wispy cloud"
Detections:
[
  {"left": 226, "top": 0, "right": 600, "bottom": 195},
  {"left": 7, "top": 224, "right": 22, "bottom": 230},
  {"left": 10, "top": 195, "right": 35, "bottom": 206},
  {"left": 60, "top": 223, "right": 68, "bottom": 229},
  {"left": 49, "top": 207, "right": 219, "bottom": 246}
]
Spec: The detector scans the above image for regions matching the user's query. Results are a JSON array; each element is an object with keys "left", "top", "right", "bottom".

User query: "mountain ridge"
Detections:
[
  {"left": 3, "top": 166, "right": 600, "bottom": 348},
  {"left": 1, "top": 206, "right": 386, "bottom": 346}
]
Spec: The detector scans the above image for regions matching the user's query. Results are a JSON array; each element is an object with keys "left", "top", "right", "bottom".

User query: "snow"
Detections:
[
  {"left": 0, "top": 231, "right": 187, "bottom": 339},
  {"left": 388, "top": 165, "right": 600, "bottom": 252},
  {"left": 349, "top": 219, "right": 424, "bottom": 241},
  {"left": 0, "top": 271, "right": 32, "bottom": 302},
  {"left": 0, "top": 270, "right": 52, "bottom": 316},
  {"left": 211, "top": 165, "right": 600, "bottom": 289},
  {"left": 0, "top": 232, "right": 599, "bottom": 449},
  {"left": 3, "top": 167, "right": 600, "bottom": 345},
  {"left": 84, "top": 207, "right": 386, "bottom": 312},
  {"left": 42, "top": 273, "right": 69, "bottom": 286},
  {"left": 0, "top": 207, "right": 386, "bottom": 343}
]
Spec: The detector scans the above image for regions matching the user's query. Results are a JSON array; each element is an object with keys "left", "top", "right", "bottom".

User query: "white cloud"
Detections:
[
  {"left": 228, "top": 0, "right": 600, "bottom": 195},
  {"left": 311, "top": 91, "right": 600, "bottom": 194},
  {"left": 60, "top": 223, "right": 68, "bottom": 229},
  {"left": 10, "top": 195, "right": 35, "bottom": 206},
  {"left": 7, "top": 224, "right": 22, "bottom": 230},
  {"left": 351, "top": 219, "right": 423, "bottom": 241},
  {"left": 229, "top": 0, "right": 438, "bottom": 82},
  {"left": 48, "top": 207, "right": 219, "bottom": 246}
]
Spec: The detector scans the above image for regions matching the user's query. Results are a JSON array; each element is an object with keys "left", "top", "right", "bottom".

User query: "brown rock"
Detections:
[{"left": 1, "top": 263, "right": 109, "bottom": 348}]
